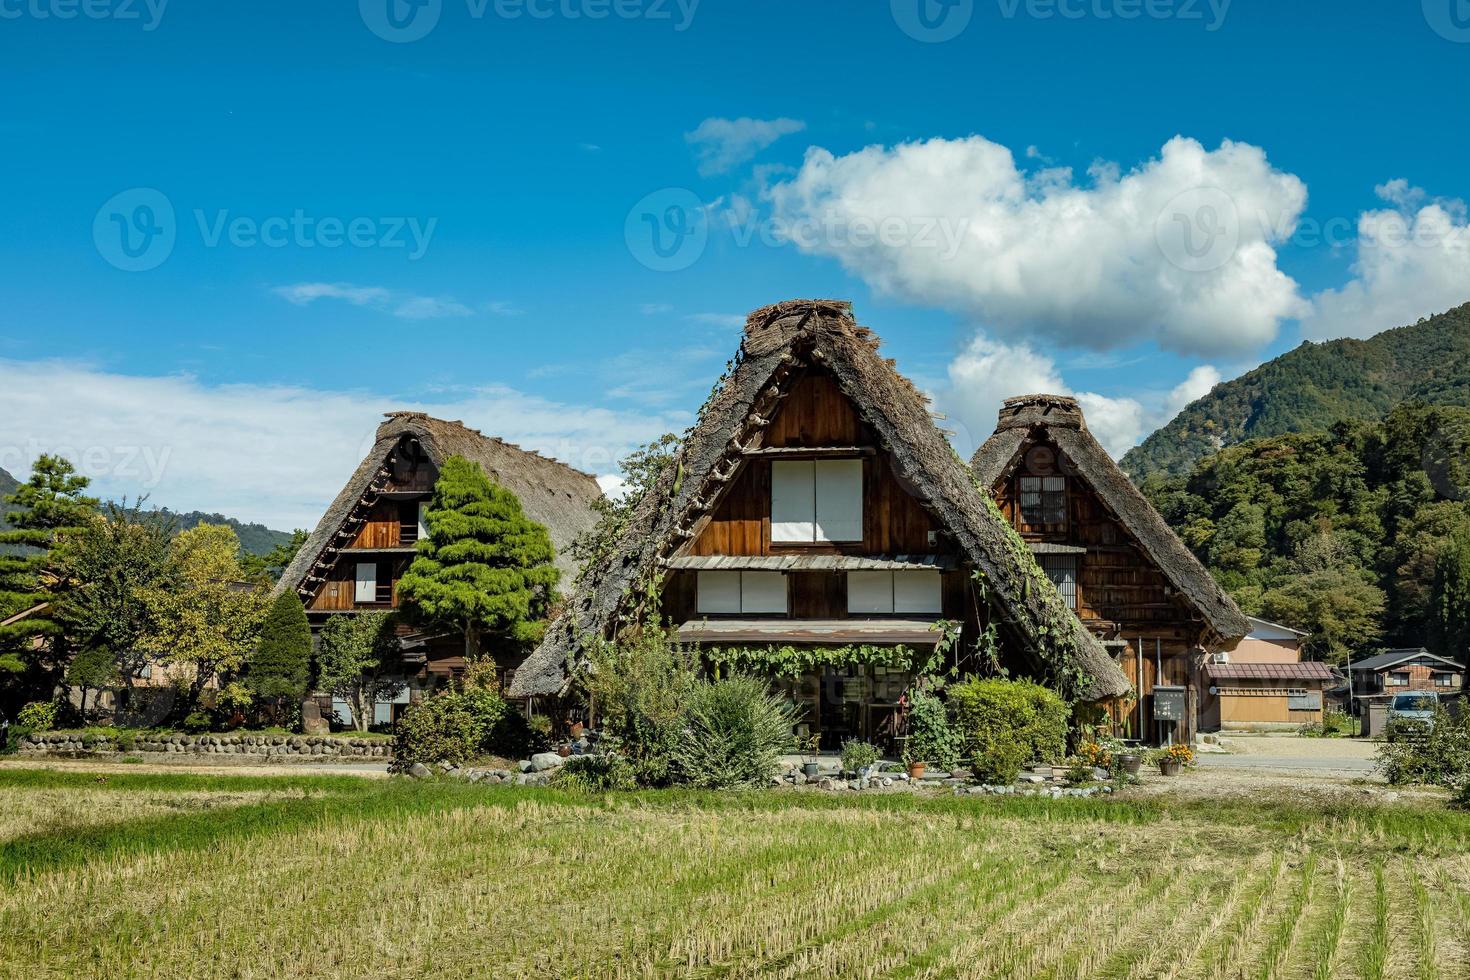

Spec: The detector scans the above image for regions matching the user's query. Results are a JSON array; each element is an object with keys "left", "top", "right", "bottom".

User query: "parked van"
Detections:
[{"left": 1388, "top": 691, "right": 1440, "bottom": 727}]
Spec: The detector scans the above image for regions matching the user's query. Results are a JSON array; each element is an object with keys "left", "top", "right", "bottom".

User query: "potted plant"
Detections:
[
  {"left": 901, "top": 742, "right": 927, "bottom": 780},
  {"left": 840, "top": 738, "right": 880, "bottom": 779},
  {"left": 1155, "top": 742, "right": 1193, "bottom": 776},
  {"left": 800, "top": 732, "right": 822, "bottom": 780}
]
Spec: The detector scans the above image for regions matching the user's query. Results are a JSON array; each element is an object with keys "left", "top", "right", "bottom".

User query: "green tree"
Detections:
[
  {"left": 65, "top": 646, "right": 119, "bottom": 723},
  {"left": 315, "top": 611, "right": 403, "bottom": 732},
  {"left": 568, "top": 433, "right": 680, "bottom": 580},
  {"left": 397, "top": 455, "right": 559, "bottom": 661},
  {"left": 1260, "top": 568, "right": 1385, "bottom": 664},
  {"left": 248, "top": 591, "right": 312, "bottom": 718},
  {"left": 54, "top": 502, "right": 176, "bottom": 698},
  {"left": 1429, "top": 529, "right": 1470, "bottom": 665},
  {"left": 0, "top": 455, "right": 98, "bottom": 684},
  {"left": 239, "top": 529, "right": 309, "bottom": 583},
  {"left": 140, "top": 523, "right": 269, "bottom": 710}
]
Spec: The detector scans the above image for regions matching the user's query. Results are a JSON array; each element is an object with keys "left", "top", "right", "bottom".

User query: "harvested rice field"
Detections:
[{"left": 1, "top": 767, "right": 1467, "bottom": 979}]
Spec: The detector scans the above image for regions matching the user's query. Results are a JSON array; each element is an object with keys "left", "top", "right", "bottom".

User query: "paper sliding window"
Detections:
[
  {"left": 846, "top": 570, "right": 942, "bottom": 614},
  {"left": 354, "top": 562, "right": 377, "bottom": 603},
  {"left": 696, "top": 571, "right": 788, "bottom": 614},
  {"left": 770, "top": 459, "right": 863, "bottom": 543}
]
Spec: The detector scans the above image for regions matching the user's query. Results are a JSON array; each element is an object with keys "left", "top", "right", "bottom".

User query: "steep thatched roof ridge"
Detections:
[
  {"left": 276, "top": 413, "right": 603, "bottom": 599},
  {"left": 971, "top": 395, "right": 1251, "bottom": 644},
  {"left": 510, "top": 301, "right": 1129, "bottom": 701}
]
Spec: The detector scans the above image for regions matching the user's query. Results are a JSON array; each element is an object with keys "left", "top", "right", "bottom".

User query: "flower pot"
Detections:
[
  {"left": 907, "top": 761, "right": 926, "bottom": 780},
  {"left": 1119, "top": 754, "right": 1141, "bottom": 776},
  {"left": 802, "top": 762, "right": 821, "bottom": 779},
  {"left": 1159, "top": 758, "right": 1182, "bottom": 777},
  {"left": 557, "top": 745, "right": 572, "bottom": 758}
]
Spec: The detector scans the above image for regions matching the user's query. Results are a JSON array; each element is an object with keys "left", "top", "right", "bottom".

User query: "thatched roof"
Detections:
[
  {"left": 971, "top": 394, "right": 1250, "bottom": 645},
  {"left": 277, "top": 413, "right": 603, "bottom": 600},
  {"left": 510, "top": 301, "right": 1130, "bottom": 701}
]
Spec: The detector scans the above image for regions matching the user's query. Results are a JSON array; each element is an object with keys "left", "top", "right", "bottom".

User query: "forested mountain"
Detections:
[
  {"left": 155, "top": 510, "right": 294, "bottom": 557},
  {"left": 1140, "top": 404, "right": 1470, "bottom": 663},
  {"left": 0, "top": 467, "right": 16, "bottom": 500},
  {"left": 1123, "top": 302, "right": 1470, "bottom": 480}
]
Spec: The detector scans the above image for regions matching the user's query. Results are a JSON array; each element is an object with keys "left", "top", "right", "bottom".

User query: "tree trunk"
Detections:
[
  {"left": 464, "top": 623, "right": 481, "bottom": 662},
  {"left": 353, "top": 687, "right": 371, "bottom": 733}
]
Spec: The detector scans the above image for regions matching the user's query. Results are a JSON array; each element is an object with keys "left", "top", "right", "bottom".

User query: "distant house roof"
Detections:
[
  {"left": 1206, "top": 662, "right": 1338, "bottom": 683},
  {"left": 1246, "top": 616, "right": 1308, "bottom": 639},
  {"left": 277, "top": 413, "right": 604, "bottom": 600},
  {"left": 970, "top": 394, "right": 1251, "bottom": 645},
  {"left": 1347, "top": 649, "right": 1466, "bottom": 672},
  {"left": 0, "top": 602, "right": 50, "bottom": 628}
]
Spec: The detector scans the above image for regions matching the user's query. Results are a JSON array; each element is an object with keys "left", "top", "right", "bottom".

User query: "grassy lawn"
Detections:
[{"left": 0, "top": 770, "right": 1467, "bottom": 978}]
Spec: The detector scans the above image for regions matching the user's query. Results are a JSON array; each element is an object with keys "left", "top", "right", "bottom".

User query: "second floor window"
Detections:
[
  {"left": 1019, "top": 476, "right": 1066, "bottom": 525},
  {"left": 1040, "top": 555, "right": 1078, "bottom": 610},
  {"left": 771, "top": 459, "right": 863, "bottom": 543},
  {"left": 696, "top": 571, "right": 788, "bottom": 614}
]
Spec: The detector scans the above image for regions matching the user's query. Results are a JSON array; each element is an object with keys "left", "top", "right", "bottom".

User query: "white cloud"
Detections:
[
  {"left": 0, "top": 361, "right": 686, "bottom": 530},
  {"left": 685, "top": 116, "right": 806, "bottom": 177},
  {"left": 1165, "top": 364, "right": 1223, "bottom": 416},
  {"left": 941, "top": 334, "right": 1218, "bottom": 460},
  {"left": 273, "top": 282, "right": 476, "bottom": 320},
  {"left": 765, "top": 134, "right": 1309, "bottom": 357},
  {"left": 1301, "top": 183, "right": 1470, "bottom": 340}
]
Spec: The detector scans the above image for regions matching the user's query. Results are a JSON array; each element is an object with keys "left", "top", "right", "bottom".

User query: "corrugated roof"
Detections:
[
  {"left": 1206, "top": 662, "right": 1338, "bottom": 682},
  {"left": 660, "top": 554, "right": 957, "bottom": 572},
  {"left": 1347, "top": 649, "right": 1465, "bottom": 672}
]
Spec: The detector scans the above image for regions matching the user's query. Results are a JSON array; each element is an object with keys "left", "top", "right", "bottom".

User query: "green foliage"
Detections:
[
  {"left": 1429, "top": 528, "right": 1470, "bottom": 662},
  {"left": 54, "top": 502, "right": 175, "bottom": 688},
  {"left": 707, "top": 643, "right": 926, "bottom": 678},
  {"left": 182, "top": 711, "right": 212, "bottom": 734},
  {"left": 1142, "top": 403, "right": 1470, "bottom": 659},
  {"left": 568, "top": 434, "right": 680, "bottom": 583},
  {"left": 140, "top": 524, "right": 269, "bottom": 708},
  {"left": 0, "top": 455, "right": 98, "bottom": 681},
  {"left": 1375, "top": 710, "right": 1470, "bottom": 788},
  {"left": 580, "top": 621, "right": 699, "bottom": 787},
  {"left": 671, "top": 675, "right": 796, "bottom": 789},
  {"left": 389, "top": 687, "right": 510, "bottom": 770},
  {"left": 314, "top": 612, "right": 404, "bottom": 733},
  {"left": 249, "top": 591, "right": 312, "bottom": 703},
  {"left": 972, "top": 739, "right": 1028, "bottom": 785},
  {"left": 65, "top": 647, "right": 119, "bottom": 722},
  {"left": 397, "top": 455, "right": 559, "bottom": 661},
  {"left": 1123, "top": 301, "right": 1470, "bottom": 480},
  {"left": 238, "top": 528, "right": 309, "bottom": 582},
  {"left": 553, "top": 752, "right": 638, "bottom": 792},
  {"left": 903, "top": 688, "right": 962, "bottom": 769},
  {"left": 839, "top": 739, "right": 880, "bottom": 774},
  {"left": 16, "top": 701, "right": 58, "bottom": 731},
  {"left": 948, "top": 677, "right": 1068, "bottom": 775}
]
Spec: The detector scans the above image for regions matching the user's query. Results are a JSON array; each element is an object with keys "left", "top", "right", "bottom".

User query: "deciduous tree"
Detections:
[{"left": 315, "top": 611, "right": 403, "bottom": 732}]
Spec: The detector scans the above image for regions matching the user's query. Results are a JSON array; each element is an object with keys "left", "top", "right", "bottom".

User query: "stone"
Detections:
[
  {"left": 529, "top": 752, "right": 565, "bottom": 772},
  {"left": 1021, "top": 774, "right": 1045, "bottom": 784},
  {"left": 1091, "top": 768, "right": 1109, "bottom": 782},
  {"left": 881, "top": 777, "right": 893, "bottom": 788},
  {"left": 408, "top": 762, "right": 432, "bottom": 779},
  {"left": 518, "top": 760, "right": 534, "bottom": 773}
]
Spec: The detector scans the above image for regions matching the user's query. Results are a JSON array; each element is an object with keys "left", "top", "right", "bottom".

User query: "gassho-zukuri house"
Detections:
[
  {"left": 971, "top": 394, "right": 1252, "bottom": 744},
  {"left": 510, "top": 300, "right": 1130, "bottom": 744},
  {"left": 276, "top": 412, "right": 603, "bottom": 717}
]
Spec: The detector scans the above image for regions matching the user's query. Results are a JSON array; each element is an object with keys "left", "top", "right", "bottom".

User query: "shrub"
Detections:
[
  {"left": 554, "top": 753, "right": 638, "bottom": 792},
  {"left": 391, "top": 687, "right": 509, "bottom": 770},
  {"left": 487, "top": 706, "right": 546, "bottom": 759},
  {"left": 972, "top": 739, "right": 1027, "bottom": 785},
  {"left": 903, "top": 689, "right": 962, "bottom": 769},
  {"left": 948, "top": 677, "right": 1067, "bottom": 769},
  {"left": 580, "top": 623, "right": 699, "bottom": 787},
  {"left": 182, "top": 711, "right": 212, "bottom": 734},
  {"left": 840, "top": 739, "right": 880, "bottom": 774},
  {"left": 16, "top": 701, "right": 58, "bottom": 731},
  {"left": 1376, "top": 710, "right": 1470, "bottom": 787},
  {"left": 672, "top": 675, "right": 796, "bottom": 789}
]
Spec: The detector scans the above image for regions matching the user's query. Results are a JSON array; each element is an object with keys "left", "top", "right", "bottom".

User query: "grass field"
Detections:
[{"left": 1, "top": 768, "right": 1467, "bottom": 978}]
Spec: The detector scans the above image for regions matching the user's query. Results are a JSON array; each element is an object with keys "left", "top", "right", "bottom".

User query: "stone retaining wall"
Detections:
[{"left": 18, "top": 732, "right": 391, "bottom": 760}]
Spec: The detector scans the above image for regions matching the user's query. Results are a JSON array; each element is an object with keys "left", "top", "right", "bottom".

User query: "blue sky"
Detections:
[{"left": 1, "top": 0, "right": 1468, "bottom": 528}]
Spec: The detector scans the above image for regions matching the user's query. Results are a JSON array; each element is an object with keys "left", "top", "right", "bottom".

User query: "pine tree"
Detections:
[
  {"left": 397, "top": 455, "right": 559, "bottom": 660},
  {"left": 1430, "top": 529, "right": 1470, "bottom": 667},
  {"left": 249, "top": 591, "right": 312, "bottom": 713},
  {"left": 0, "top": 455, "right": 98, "bottom": 678}
]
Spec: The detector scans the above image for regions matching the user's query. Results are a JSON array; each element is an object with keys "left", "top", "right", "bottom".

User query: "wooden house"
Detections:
[
  {"left": 1346, "top": 649, "right": 1465, "bottom": 705},
  {"left": 510, "top": 301, "right": 1129, "bottom": 744},
  {"left": 971, "top": 395, "right": 1250, "bottom": 743},
  {"left": 276, "top": 412, "right": 603, "bottom": 716},
  {"left": 1198, "top": 617, "right": 1337, "bottom": 731}
]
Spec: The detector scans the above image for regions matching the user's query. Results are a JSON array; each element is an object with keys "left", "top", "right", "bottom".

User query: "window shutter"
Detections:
[
  {"left": 848, "top": 571, "right": 894, "bottom": 614},
  {"left": 354, "top": 563, "right": 377, "bottom": 603},
  {"left": 416, "top": 502, "right": 430, "bottom": 543},
  {"left": 814, "top": 459, "right": 863, "bottom": 542},
  {"left": 740, "top": 572, "right": 788, "bottom": 614},
  {"left": 893, "top": 571, "right": 942, "bottom": 614},
  {"left": 771, "top": 461, "right": 815, "bottom": 542},
  {"left": 696, "top": 571, "right": 742, "bottom": 614}
]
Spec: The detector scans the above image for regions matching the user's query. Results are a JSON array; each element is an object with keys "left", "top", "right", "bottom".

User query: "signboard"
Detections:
[{"left": 1153, "top": 686, "right": 1187, "bottom": 722}]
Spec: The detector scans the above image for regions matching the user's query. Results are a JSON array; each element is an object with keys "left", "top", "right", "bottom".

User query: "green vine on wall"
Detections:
[{"left": 707, "top": 643, "right": 925, "bottom": 678}]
